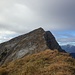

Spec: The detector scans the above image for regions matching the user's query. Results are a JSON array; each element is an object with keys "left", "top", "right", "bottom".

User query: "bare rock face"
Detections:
[{"left": 0, "top": 28, "right": 65, "bottom": 65}]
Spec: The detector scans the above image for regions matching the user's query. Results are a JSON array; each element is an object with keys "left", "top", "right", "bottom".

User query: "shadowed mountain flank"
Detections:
[
  {"left": 0, "top": 28, "right": 65, "bottom": 65},
  {"left": 44, "top": 31, "right": 65, "bottom": 52}
]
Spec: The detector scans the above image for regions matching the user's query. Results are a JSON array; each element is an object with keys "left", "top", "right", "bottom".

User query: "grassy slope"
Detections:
[{"left": 0, "top": 49, "right": 75, "bottom": 75}]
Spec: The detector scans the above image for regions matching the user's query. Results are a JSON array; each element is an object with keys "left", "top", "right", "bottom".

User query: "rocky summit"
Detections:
[{"left": 0, "top": 28, "right": 65, "bottom": 65}]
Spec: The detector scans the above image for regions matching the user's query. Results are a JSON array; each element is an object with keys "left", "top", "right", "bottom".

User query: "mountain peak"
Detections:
[{"left": 0, "top": 28, "right": 65, "bottom": 65}]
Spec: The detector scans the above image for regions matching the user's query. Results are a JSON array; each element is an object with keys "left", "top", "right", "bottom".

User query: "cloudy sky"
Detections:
[{"left": 0, "top": 0, "right": 75, "bottom": 45}]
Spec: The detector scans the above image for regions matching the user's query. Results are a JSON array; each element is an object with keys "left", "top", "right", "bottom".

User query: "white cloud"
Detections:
[
  {"left": 0, "top": 0, "right": 75, "bottom": 32},
  {"left": 0, "top": 30, "right": 16, "bottom": 43},
  {"left": 0, "top": 0, "right": 75, "bottom": 43}
]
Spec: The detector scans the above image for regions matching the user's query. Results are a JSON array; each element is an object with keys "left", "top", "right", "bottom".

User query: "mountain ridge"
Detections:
[
  {"left": 0, "top": 28, "right": 65, "bottom": 65},
  {"left": 0, "top": 28, "right": 75, "bottom": 75}
]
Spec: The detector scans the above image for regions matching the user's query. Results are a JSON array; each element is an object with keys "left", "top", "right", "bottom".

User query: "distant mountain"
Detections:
[
  {"left": 61, "top": 44, "right": 75, "bottom": 58},
  {"left": 61, "top": 44, "right": 75, "bottom": 53},
  {"left": 70, "top": 53, "right": 75, "bottom": 58}
]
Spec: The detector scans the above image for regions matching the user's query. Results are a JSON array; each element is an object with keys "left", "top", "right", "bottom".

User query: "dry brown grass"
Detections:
[{"left": 0, "top": 49, "right": 75, "bottom": 75}]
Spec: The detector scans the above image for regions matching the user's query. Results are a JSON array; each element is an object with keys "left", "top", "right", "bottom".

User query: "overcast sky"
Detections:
[{"left": 0, "top": 0, "right": 75, "bottom": 45}]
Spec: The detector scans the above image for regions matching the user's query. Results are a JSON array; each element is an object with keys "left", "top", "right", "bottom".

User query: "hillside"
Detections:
[{"left": 0, "top": 49, "right": 75, "bottom": 75}]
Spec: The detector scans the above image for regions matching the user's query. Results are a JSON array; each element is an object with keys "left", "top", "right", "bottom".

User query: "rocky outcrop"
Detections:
[{"left": 0, "top": 28, "right": 65, "bottom": 65}]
